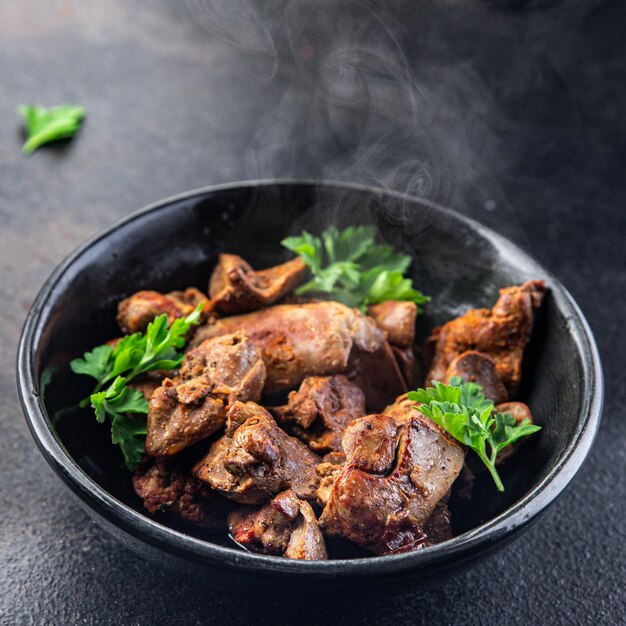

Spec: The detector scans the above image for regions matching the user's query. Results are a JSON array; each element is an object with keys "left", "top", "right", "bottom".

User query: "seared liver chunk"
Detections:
[
  {"left": 271, "top": 375, "right": 366, "bottom": 454},
  {"left": 133, "top": 459, "right": 227, "bottom": 530},
  {"left": 117, "top": 287, "right": 209, "bottom": 334},
  {"left": 229, "top": 489, "right": 327, "bottom": 560},
  {"left": 319, "top": 397, "right": 464, "bottom": 555},
  {"left": 426, "top": 280, "right": 546, "bottom": 396},
  {"left": 193, "top": 402, "right": 321, "bottom": 504},
  {"left": 190, "top": 302, "right": 386, "bottom": 394},
  {"left": 208, "top": 254, "right": 307, "bottom": 314},
  {"left": 145, "top": 332, "right": 266, "bottom": 456}
]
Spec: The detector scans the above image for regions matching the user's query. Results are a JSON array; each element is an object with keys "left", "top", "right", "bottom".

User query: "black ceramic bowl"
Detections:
[{"left": 17, "top": 180, "right": 602, "bottom": 592}]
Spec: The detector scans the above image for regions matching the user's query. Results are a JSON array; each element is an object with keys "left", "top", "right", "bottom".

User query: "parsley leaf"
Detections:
[
  {"left": 281, "top": 225, "right": 429, "bottom": 311},
  {"left": 18, "top": 104, "right": 86, "bottom": 154},
  {"left": 366, "top": 271, "right": 430, "bottom": 307},
  {"left": 70, "top": 345, "right": 114, "bottom": 382},
  {"left": 68, "top": 303, "right": 203, "bottom": 470},
  {"left": 90, "top": 377, "right": 148, "bottom": 470},
  {"left": 407, "top": 377, "right": 541, "bottom": 492}
]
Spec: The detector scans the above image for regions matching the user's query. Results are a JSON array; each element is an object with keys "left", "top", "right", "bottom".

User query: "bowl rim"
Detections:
[{"left": 16, "top": 178, "right": 604, "bottom": 579}]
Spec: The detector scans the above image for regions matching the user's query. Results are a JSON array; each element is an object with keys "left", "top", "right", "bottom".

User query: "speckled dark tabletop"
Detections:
[{"left": 1, "top": 1, "right": 624, "bottom": 624}]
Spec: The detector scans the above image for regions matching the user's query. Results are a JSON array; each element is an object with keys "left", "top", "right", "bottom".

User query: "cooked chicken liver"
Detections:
[
  {"left": 133, "top": 459, "right": 227, "bottom": 530},
  {"left": 426, "top": 280, "right": 546, "bottom": 396},
  {"left": 444, "top": 350, "right": 509, "bottom": 404},
  {"left": 319, "top": 397, "right": 465, "bottom": 555},
  {"left": 271, "top": 375, "right": 366, "bottom": 454},
  {"left": 208, "top": 254, "right": 307, "bottom": 314},
  {"left": 190, "top": 302, "right": 386, "bottom": 394},
  {"left": 193, "top": 401, "right": 321, "bottom": 504},
  {"left": 348, "top": 340, "right": 408, "bottom": 411},
  {"left": 145, "top": 332, "right": 266, "bottom": 456},
  {"left": 228, "top": 489, "right": 327, "bottom": 560},
  {"left": 117, "top": 287, "right": 210, "bottom": 334},
  {"left": 367, "top": 301, "right": 417, "bottom": 348}
]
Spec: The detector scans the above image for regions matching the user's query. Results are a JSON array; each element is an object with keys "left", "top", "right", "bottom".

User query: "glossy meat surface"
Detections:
[
  {"left": 228, "top": 489, "right": 327, "bottom": 560},
  {"left": 193, "top": 402, "right": 321, "bottom": 504},
  {"left": 190, "top": 302, "right": 386, "bottom": 394},
  {"left": 132, "top": 459, "right": 227, "bottom": 530},
  {"left": 319, "top": 399, "right": 464, "bottom": 555},
  {"left": 145, "top": 332, "right": 266, "bottom": 456},
  {"left": 444, "top": 350, "right": 509, "bottom": 404},
  {"left": 367, "top": 301, "right": 417, "bottom": 348},
  {"left": 426, "top": 280, "right": 546, "bottom": 395},
  {"left": 208, "top": 254, "right": 307, "bottom": 314},
  {"left": 117, "top": 287, "right": 209, "bottom": 334},
  {"left": 271, "top": 375, "right": 366, "bottom": 454}
]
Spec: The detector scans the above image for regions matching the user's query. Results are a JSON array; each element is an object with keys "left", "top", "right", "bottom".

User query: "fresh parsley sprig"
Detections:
[
  {"left": 90, "top": 377, "right": 149, "bottom": 471},
  {"left": 18, "top": 104, "right": 86, "bottom": 154},
  {"left": 68, "top": 304, "right": 203, "bottom": 469},
  {"left": 407, "top": 377, "right": 541, "bottom": 492},
  {"left": 281, "top": 225, "right": 429, "bottom": 311}
]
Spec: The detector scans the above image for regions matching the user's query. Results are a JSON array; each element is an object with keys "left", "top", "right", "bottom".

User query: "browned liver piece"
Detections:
[
  {"left": 145, "top": 332, "right": 266, "bottom": 456},
  {"left": 270, "top": 375, "right": 366, "bottom": 454},
  {"left": 133, "top": 458, "right": 228, "bottom": 530},
  {"left": 228, "top": 489, "right": 328, "bottom": 560},
  {"left": 208, "top": 254, "right": 307, "bottom": 314},
  {"left": 318, "top": 396, "right": 465, "bottom": 555},
  {"left": 367, "top": 301, "right": 417, "bottom": 348},
  {"left": 117, "top": 287, "right": 210, "bottom": 334},
  {"left": 193, "top": 401, "right": 321, "bottom": 504},
  {"left": 426, "top": 280, "right": 546, "bottom": 396},
  {"left": 444, "top": 350, "right": 509, "bottom": 404},
  {"left": 190, "top": 301, "right": 387, "bottom": 395}
]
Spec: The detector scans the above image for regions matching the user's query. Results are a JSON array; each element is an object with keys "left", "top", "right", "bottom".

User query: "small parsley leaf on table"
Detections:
[{"left": 18, "top": 104, "right": 86, "bottom": 154}]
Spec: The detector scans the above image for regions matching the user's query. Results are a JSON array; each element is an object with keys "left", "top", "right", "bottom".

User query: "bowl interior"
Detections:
[{"left": 30, "top": 182, "right": 591, "bottom": 563}]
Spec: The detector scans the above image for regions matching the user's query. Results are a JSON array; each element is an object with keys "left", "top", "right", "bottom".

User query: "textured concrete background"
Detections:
[{"left": 1, "top": 1, "right": 624, "bottom": 624}]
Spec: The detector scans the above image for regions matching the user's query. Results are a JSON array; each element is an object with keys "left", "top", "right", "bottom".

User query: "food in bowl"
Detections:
[{"left": 61, "top": 224, "right": 544, "bottom": 561}]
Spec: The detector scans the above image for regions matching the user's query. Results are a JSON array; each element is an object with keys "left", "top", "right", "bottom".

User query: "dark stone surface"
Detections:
[{"left": 1, "top": 1, "right": 624, "bottom": 624}]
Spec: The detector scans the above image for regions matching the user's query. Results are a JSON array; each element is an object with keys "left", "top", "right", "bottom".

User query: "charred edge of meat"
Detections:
[{"left": 132, "top": 459, "right": 229, "bottom": 531}]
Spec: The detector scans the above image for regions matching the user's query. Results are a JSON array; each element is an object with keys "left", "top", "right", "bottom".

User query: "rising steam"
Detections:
[{"left": 184, "top": 0, "right": 597, "bottom": 234}]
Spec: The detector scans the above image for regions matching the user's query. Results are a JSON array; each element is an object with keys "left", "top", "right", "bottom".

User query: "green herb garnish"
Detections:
[
  {"left": 281, "top": 225, "right": 429, "bottom": 311},
  {"left": 18, "top": 104, "right": 85, "bottom": 154},
  {"left": 407, "top": 377, "right": 541, "bottom": 492},
  {"left": 69, "top": 304, "right": 202, "bottom": 469}
]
